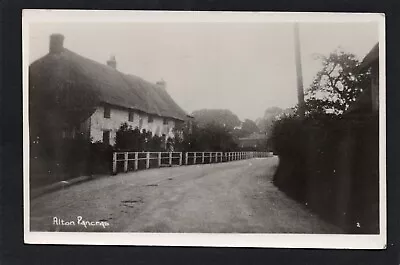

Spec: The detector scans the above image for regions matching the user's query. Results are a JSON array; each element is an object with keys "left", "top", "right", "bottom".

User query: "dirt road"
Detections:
[{"left": 30, "top": 157, "right": 340, "bottom": 233}]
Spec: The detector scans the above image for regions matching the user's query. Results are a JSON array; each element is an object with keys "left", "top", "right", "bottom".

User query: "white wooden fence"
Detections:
[{"left": 112, "top": 151, "right": 273, "bottom": 174}]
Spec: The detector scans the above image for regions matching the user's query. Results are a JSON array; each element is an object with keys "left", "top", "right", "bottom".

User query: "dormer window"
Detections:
[
  {"left": 148, "top": 115, "right": 154, "bottom": 123},
  {"left": 128, "top": 111, "right": 134, "bottom": 122},
  {"left": 163, "top": 118, "right": 168, "bottom": 125}
]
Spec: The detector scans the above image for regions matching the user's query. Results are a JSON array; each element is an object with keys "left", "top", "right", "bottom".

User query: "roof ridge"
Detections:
[{"left": 30, "top": 48, "right": 189, "bottom": 121}]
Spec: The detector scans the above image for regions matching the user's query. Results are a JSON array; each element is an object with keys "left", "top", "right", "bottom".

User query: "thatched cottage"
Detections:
[{"left": 29, "top": 34, "right": 190, "bottom": 146}]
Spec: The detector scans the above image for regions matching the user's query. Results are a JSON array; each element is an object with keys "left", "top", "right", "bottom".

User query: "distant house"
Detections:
[
  {"left": 348, "top": 43, "right": 379, "bottom": 114},
  {"left": 29, "top": 34, "right": 190, "bottom": 146},
  {"left": 237, "top": 132, "right": 268, "bottom": 151}
]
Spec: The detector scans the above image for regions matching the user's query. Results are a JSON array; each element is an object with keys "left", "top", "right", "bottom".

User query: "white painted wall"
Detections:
[{"left": 88, "top": 105, "right": 177, "bottom": 145}]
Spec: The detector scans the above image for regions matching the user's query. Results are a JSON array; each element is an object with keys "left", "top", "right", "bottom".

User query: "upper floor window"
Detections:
[
  {"left": 104, "top": 106, "right": 111, "bottom": 119},
  {"left": 163, "top": 118, "right": 168, "bottom": 125},
  {"left": 128, "top": 111, "right": 134, "bottom": 122},
  {"left": 148, "top": 115, "right": 154, "bottom": 123}
]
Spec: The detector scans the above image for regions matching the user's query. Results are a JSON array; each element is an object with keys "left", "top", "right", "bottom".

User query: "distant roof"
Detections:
[
  {"left": 29, "top": 48, "right": 188, "bottom": 122},
  {"left": 238, "top": 132, "right": 267, "bottom": 141},
  {"left": 358, "top": 43, "right": 379, "bottom": 72}
]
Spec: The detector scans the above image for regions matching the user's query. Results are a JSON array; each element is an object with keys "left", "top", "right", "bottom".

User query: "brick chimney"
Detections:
[
  {"left": 49, "top": 33, "right": 65, "bottom": 54},
  {"left": 107, "top": 55, "right": 117, "bottom": 69}
]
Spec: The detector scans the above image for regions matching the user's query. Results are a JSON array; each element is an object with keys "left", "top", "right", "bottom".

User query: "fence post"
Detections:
[
  {"left": 169, "top": 152, "right": 172, "bottom": 166},
  {"left": 124, "top": 152, "right": 128, "bottom": 172},
  {"left": 158, "top": 152, "right": 161, "bottom": 167},
  {"left": 112, "top": 152, "right": 117, "bottom": 174},
  {"left": 202, "top": 152, "right": 205, "bottom": 164},
  {"left": 146, "top": 152, "right": 150, "bottom": 169},
  {"left": 134, "top": 152, "right": 138, "bottom": 171},
  {"left": 179, "top": 152, "right": 182, "bottom": 165},
  {"left": 193, "top": 152, "right": 197, "bottom": 164},
  {"left": 185, "top": 152, "right": 188, "bottom": 165},
  {"left": 215, "top": 152, "right": 218, "bottom": 163}
]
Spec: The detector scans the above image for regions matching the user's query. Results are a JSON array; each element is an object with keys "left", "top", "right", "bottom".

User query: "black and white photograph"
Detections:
[{"left": 23, "top": 10, "right": 385, "bottom": 248}]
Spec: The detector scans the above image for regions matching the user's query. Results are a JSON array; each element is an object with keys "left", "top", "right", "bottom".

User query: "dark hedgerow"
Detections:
[{"left": 270, "top": 113, "right": 379, "bottom": 234}]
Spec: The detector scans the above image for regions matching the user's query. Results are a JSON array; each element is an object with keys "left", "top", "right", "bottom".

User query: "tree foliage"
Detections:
[
  {"left": 257, "top": 106, "right": 295, "bottom": 134},
  {"left": 173, "top": 121, "right": 238, "bottom": 152},
  {"left": 233, "top": 119, "right": 260, "bottom": 138},
  {"left": 115, "top": 123, "right": 171, "bottom": 152},
  {"left": 191, "top": 109, "right": 241, "bottom": 131},
  {"left": 305, "top": 49, "right": 371, "bottom": 116}
]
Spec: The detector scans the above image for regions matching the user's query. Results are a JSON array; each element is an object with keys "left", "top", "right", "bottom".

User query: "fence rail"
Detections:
[{"left": 112, "top": 151, "right": 273, "bottom": 174}]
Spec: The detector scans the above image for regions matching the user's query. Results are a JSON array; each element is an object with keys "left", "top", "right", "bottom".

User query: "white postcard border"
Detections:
[{"left": 22, "top": 10, "right": 386, "bottom": 249}]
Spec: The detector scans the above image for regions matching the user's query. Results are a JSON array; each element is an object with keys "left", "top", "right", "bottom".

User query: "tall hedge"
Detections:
[{"left": 270, "top": 114, "right": 379, "bottom": 234}]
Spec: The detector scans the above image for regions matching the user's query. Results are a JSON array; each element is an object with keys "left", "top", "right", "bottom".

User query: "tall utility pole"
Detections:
[{"left": 294, "top": 23, "right": 305, "bottom": 118}]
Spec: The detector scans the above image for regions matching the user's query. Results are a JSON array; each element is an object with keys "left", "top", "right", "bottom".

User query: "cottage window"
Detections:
[
  {"left": 163, "top": 118, "right": 168, "bottom": 125},
  {"left": 104, "top": 106, "right": 111, "bottom": 119},
  {"left": 102, "top": 130, "right": 110, "bottom": 145},
  {"left": 128, "top": 111, "right": 134, "bottom": 122},
  {"left": 148, "top": 115, "right": 154, "bottom": 123}
]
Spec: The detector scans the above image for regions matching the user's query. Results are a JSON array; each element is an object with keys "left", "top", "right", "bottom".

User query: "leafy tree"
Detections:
[
  {"left": 233, "top": 119, "right": 260, "bottom": 138},
  {"left": 257, "top": 107, "right": 295, "bottom": 134},
  {"left": 173, "top": 120, "right": 238, "bottom": 152},
  {"left": 241, "top": 119, "right": 260, "bottom": 135},
  {"left": 305, "top": 49, "right": 371, "bottom": 116},
  {"left": 191, "top": 109, "right": 241, "bottom": 131}
]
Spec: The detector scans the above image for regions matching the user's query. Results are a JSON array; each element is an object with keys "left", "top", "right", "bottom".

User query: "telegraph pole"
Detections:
[{"left": 294, "top": 23, "right": 305, "bottom": 118}]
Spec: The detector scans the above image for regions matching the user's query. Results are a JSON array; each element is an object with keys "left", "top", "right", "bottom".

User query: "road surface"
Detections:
[{"left": 30, "top": 157, "right": 341, "bottom": 233}]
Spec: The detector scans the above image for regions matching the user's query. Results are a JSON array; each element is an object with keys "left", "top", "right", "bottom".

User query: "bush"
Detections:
[
  {"left": 89, "top": 141, "right": 114, "bottom": 174},
  {"left": 115, "top": 123, "right": 169, "bottom": 152}
]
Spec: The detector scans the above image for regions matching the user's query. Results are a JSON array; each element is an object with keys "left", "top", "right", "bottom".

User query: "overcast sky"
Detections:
[{"left": 28, "top": 21, "right": 378, "bottom": 120}]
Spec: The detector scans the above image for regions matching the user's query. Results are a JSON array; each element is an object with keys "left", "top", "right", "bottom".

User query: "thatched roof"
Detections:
[{"left": 29, "top": 47, "right": 188, "bottom": 125}]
